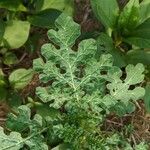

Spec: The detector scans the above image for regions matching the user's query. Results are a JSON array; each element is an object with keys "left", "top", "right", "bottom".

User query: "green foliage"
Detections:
[
  {"left": 0, "top": 20, "right": 30, "bottom": 49},
  {"left": 34, "top": 0, "right": 74, "bottom": 15},
  {"left": 139, "top": 0, "right": 150, "bottom": 24},
  {"left": 0, "top": 68, "right": 33, "bottom": 104},
  {"left": 124, "top": 18, "right": 150, "bottom": 48},
  {"left": 9, "top": 68, "right": 33, "bottom": 90},
  {"left": 0, "top": 13, "right": 148, "bottom": 149},
  {"left": 28, "top": 9, "right": 61, "bottom": 28},
  {"left": 92, "top": 0, "right": 150, "bottom": 116},
  {"left": 118, "top": 0, "right": 139, "bottom": 31},
  {"left": 0, "top": 0, "right": 74, "bottom": 49},
  {"left": 33, "top": 14, "right": 146, "bottom": 148},
  {"left": 1, "top": 105, "right": 48, "bottom": 150},
  {"left": 126, "top": 49, "right": 150, "bottom": 65},
  {"left": 3, "top": 51, "right": 19, "bottom": 65},
  {"left": 97, "top": 33, "right": 126, "bottom": 67},
  {"left": 91, "top": 0, "right": 150, "bottom": 66},
  {"left": 0, "top": 0, "right": 27, "bottom": 11},
  {"left": 90, "top": 0, "right": 119, "bottom": 30}
]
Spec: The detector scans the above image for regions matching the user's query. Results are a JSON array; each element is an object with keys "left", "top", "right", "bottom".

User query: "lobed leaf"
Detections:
[
  {"left": 5, "top": 105, "right": 48, "bottom": 150},
  {"left": 105, "top": 64, "right": 145, "bottom": 105},
  {"left": 0, "top": 127, "right": 23, "bottom": 150},
  {"left": 34, "top": 13, "right": 145, "bottom": 116}
]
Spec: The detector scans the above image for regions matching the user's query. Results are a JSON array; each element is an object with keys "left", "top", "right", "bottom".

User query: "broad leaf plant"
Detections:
[{"left": 0, "top": 14, "right": 148, "bottom": 150}]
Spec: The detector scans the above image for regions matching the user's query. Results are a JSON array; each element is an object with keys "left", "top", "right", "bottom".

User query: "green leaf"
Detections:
[
  {"left": 3, "top": 52, "right": 19, "bottom": 65},
  {"left": 47, "top": 13, "right": 80, "bottom": 47},
  {"left": 144, "top": 84, "right": 150, "bottom": 113},
  {"left": 6, "top": 105, "right": 32, "bottom": 132},
  {"left": 34, "top": 14, "right": 145, "bottom": 119},
  {"left": 90, "top": 0, "right": 119, "bottom": 29},
  {"left": 112, "top": 101, "right": 136, "bottom": 116},
  {"left": 36, "top": 87, "right": 71, "bottom": 109},
  {"left": 118, "top": 0, "right": 140, "bottom": 33},
  {"left": 9, "top": 68, "right": 33, "bottom": 90},
  {"left": 7, "top": 92, "right": 22, "bottom": 110},
  {"left": 36, "top": 104, "right": 60, "bottom": 119},
  {"left": 126, "top": 49, "right": 150, "bottom": 65},
  {"left": 125, "top": 37, "right": 150, "bottom": 48},
  {"left": 105, "top": 64, "right": 145, "bottom": 105},
  {"left": 0, "top": 0, "right": 27, "bottom": 11},
  {"left": 97, "top": 33, "right": 126, "bottom": 67},
  {"left": 124, "top": 18, "right": 150, "bottom": 48},
  {"left": 34, "top": 14, "right": 113, "bottom": 111},
  {"left": 5, "top": 105, "right": 48, "bottom": 150},
  {"left": 35, "top": 0, "right": 74, "bottom": 16},
  {"left": 1, "top": 20, "right": 30, "bottom": 49},
  {"left": 32, "top": 13, "right": 146, "bottom": 147},
  {"left": 28, "top": 9, "right": 61, "bottom": 28},
  {"left": 139, "top": 0, "right": 150, "bottom": 24},
  {"left": 0, "top": 127, "right": 23, "bottom": 150}
]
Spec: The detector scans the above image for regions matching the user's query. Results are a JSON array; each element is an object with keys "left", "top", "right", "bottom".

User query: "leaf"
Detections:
[
  {"left": 3, "top": 52, "right": 19, "bottom": 65},
  {"left": 35, "top": 0, "right": 74, "bottom": 16},
  {"left": 6, "top": 105, "right": 31, "bottom": 132},
  {"left": 28, "top": 9, "right": 61, "bottom": 28},
  {"left": 34, "top": 14, "right": 113, "bottom": 110},
  {"left": 0, "top": 0, "right": 27, "bottom": 11},
  {"left": 144, "top": 84, "right": 150, "bottom": 113},
  {"left": 97, "top": 33, "right": 126, "bottom": 67},
  {"left": 36, "top": 104, "right": 60, "bottom": 119},
  {"left": 9, "top": 68, "right": 33, "bottom": 90},
  {"left": 34, "top": 14, "right": 145, "bottom": 119},
  {"left": 1, "top": 20, "right": 30, "bottom": 49},
  {"left": 105, "top": 64, "right": 145, "bottom": 105},
  {"left": 139, "top": 0, "right": 150, "bottom": 24},
  {"left": 118, "top": 0, "right": 140, "bottom": 33},
  {"left": 90, "top": 0, "right": 119, "bottom": 29},
  {"left": 112, "top": 101, "right": 136, "bottom": 116},
  {"left": 36, "top": 87, "right": 71, "bottom": 109},
  {"left": 0, "top": 127, "right": 23, "bottom": 150},
  {"left": 124, "top": 18, "right": 150, "bottom": 48},
  {"left": 126, "top": 49, "right": 150, "bottom": 65},
  {"left": 6, "top": 105, "right": 48, "bottom": 150},
  {"left": 47, "top": 13, "right": 80, "bottom": 47},
  {"left": 125, "top": 37, "right": 150, "bottom": 48},
  {"left": 32, "top": 13, "right": 146, "bottom": 147},
  {"left": 7, "top": 92, "right": 22, "bottom": 109}
]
